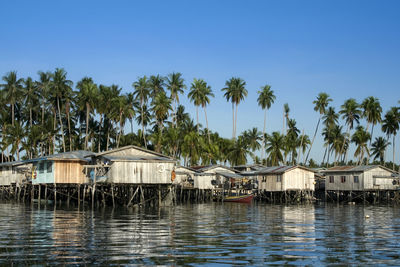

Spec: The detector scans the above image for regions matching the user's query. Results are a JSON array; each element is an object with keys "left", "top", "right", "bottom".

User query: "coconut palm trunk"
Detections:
[
  {"left": 305, "top": 116, "right": 321, "bottom": 164},
  {"left": 85, "top": 103, "right": 90, "bottom": 150},
  {"left": 57, "top": 97, "right": 66, "bottom": 152},
  {"left": 203, "top": 106, "right": 211, "bottom": 144}
]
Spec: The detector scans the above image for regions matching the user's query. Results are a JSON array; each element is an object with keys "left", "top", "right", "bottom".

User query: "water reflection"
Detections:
[{"left": 0, "top": 202, "right": 400, "bottom": 265}]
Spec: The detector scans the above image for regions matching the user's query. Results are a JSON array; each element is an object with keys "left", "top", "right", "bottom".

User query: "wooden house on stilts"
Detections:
[{"left": 322, "top": 165, "right": 400, "bottom": 203}]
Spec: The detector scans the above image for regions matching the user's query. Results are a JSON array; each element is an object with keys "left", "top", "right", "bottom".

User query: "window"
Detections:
[
  {"left": 276, "top": 176, "right": 282, "bottom": 182},
  {"left": 47, "top": 162, "right": 52, "bottom": 173},
  {"left": 39, "top": 162, "right": 45, "bottom": 174},
  {"left": 12, "top": 167, "right": 16, "bottom": 174},
  {"left": 329, "top": 176, "right": 334, "bottom": 183},
  {"left": 341, "top": 176, "right": 346, "bottom": 183},
  {"left": 262, "top": 176, "right": 266, "bottom": 183},
  {"left": 354, "top": 176, "right": 359, "bottom": 183}
]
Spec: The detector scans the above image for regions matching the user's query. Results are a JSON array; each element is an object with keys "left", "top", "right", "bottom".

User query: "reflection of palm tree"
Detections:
[
  {"left": 222, "top": 77, "right": 247, "bottom": 139},
  {"left": 371, "top": 137, "right": 390, "bottom": 164},
  {"left": 257, "top": 85, "right": 275, "bottom": 161},
  {"left": 305, "top": 92, "right": 332, "bottom": 164}
]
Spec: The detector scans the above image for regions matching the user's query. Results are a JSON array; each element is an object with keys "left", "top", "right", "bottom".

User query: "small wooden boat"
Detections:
[{"left": 223, "top": 194, "right": 254, "bottom": 203}]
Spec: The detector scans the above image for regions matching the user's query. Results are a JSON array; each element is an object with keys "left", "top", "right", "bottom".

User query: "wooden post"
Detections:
[
  {"left": 45, "top": 184, "right": 48, "bottom": 201},
  {"left": 54, "top": 183, "right": 57, "bottom": 206},
  {"left": 83, "top": 185, "right": 86, "bottom": 205},
  {"left": 158, "top": 184, "right": 161, "bottom": 207},
  {"left": 77, "top": 184, "right": 81, "bottom": 207},
  {"left": 111, "top": 184, "right": 115, "bottom": 207},
  {"left": 38, "top": 185, "right": 41, "bottom": 206},
  {"left": 92, "top": 184, "right": 96, "bottom": 209}
]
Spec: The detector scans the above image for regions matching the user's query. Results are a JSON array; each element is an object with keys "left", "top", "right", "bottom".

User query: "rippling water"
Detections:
[{"left": 1, "top": 202, "right": 400, "bottom": 265}]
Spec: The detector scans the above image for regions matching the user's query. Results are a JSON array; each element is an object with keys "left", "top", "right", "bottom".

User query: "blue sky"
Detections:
[{"left": 1, "top": 0, "right": 399, "bottom": 163}]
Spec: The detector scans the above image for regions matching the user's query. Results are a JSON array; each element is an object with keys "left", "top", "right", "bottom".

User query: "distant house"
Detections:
[
  {"left": 254, "top": 165, "right": 315, "bottom": 192},
  {"left": 0, "top": 161, "right": 31, "bottom": 186},
  {"left": 174, "top": 166, "right": 197, "bottom": 188},
  {"left": 193, "top": 165, "right": 242, "bottom": 190},
  {"left": 323, "top": 165, "right": 398, "bottom": 191},
  {"left": 232, "top": 164, "right": 265, "bottom": 172},
  {"left": 28, "top": 151, "right": 94, "bottom": 185},
  {"left": 86, "top": 145, "right": 176, "bottom": 184}
]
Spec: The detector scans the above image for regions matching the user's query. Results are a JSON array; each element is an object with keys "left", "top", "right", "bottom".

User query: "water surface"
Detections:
[{"left": 1, "top": 202, "right": 400, "bottom": 265}]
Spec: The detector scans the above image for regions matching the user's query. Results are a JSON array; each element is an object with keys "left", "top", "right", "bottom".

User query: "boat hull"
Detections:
[{"left": 223, "top": 194, "right": 254, "bottom": 203}]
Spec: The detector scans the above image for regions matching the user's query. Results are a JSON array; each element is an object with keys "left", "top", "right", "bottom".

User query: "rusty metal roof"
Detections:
[{"left": 323, "top": 165, "right": 392, "bottom": 173}]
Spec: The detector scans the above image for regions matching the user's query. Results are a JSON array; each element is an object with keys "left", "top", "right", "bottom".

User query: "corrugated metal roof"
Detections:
[
  {"left": 255, "top": 165, "right": 314, "bottom": 174},
  {"left": 102, "top": 155, "right": 175, "bottom": 162},
  {"left": 0, "top": 161, "right": 27, "bottom": 167},
  {"left": 26, "top": 151, "right": 94, "bottom": 162},
  {"left": 324, "top": 165, "right": 392, "bottom": 173},
  {"left": 196, "top": 165, "right": 238, "bottom": 173},
  {"left": 91, "top": 145, "right": 175, "bottom": 159},
  {"left": 215, "top": 171, "right": 243, "bottom": 179}
]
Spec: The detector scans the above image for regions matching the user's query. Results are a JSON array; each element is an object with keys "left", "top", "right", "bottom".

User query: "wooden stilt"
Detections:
[{"left": 111, "top": 184, "right": 115, "bottom": 207}]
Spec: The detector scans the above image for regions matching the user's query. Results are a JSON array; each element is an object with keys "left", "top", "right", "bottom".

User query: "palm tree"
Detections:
[
  {"left": 23, "top": 77, "right": 38, "bottom": 129},
  {"left": 166, "top": 72, "right": 186, "bottom": 128},
  {"left": 151, "top": 91, "right": 172, "bottom": 152},
  {"left": 51, "top": 68, "right": 73, "bottom": 152},
  {"left": 371, "top": 137, "right": 390, "bottom": 164},
  {"left": 36, "top": 71, "right": 52, "bottom": 125},
  {"left": 286, "top": 119, "right": 300, "bottom": 164},
  {"left": 351, "top": 125, "right": 371, "bottom": 165},
  {"left": 339, "top": 98, "right": 361, "bottom": 163},
  {"left": 149, "top": 74, "right": 165, "bottom": 98},
  {"left": 305, "top": 92, "right": 332, "bottom": 164},
  {"left": 257, "top": 85, "right": 276, "bottom": 161},
  {"left": 188, "top": 78, "right": 214, "bottom": 141},
  {"left": 242, "top": 127, "right": 262, "bottom": 152},
  {"left": 227, "top": 136, "right": 252, "bottom": 166},
  {"left": 188, "top": 78, "right": 205, "bottom": 132},
  {"left": 1, "top": 71, "right": 24, "bottom": 126},
  {"left": 382, "top": 107, "right": 400, "bottom": 170},
  {"left": 7, "top": 121, "right": 25, "bottom": 161},
  {"left": 283, "top": 103, "right": 290, "bottom": 134},
  {"left": 76, "top": 77, "right": 98, "bottom": 150},
  {"left": 221, "top": 77, "right": 247, "bottom": 139},
  {"left": 361, "top": 96, "right": 382, "bottom": 140},
  {"left": 132, "top": 76, "right": 150, "bottom": 148},
  {"left": 266, "top": 131, "right": 285, "bottom": 166}
]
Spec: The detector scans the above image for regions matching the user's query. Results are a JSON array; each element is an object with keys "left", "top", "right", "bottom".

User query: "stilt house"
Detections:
[
  {"left": 0, "top": 161, "right": 31, "bottom": 186},
  {"left": 323, "top": 165, "right": 399, "bottom": 191},
  {"left": 193, "top": 165, "right": 243, "bottom": 190},
  {"left": 254, "top": 165, "right": 315, "bottom": 192},
  {"left": 86, "top": 145, "right": 176, "bottom": 184},
  {"left": 174, "top": 166, "right": 197, "bottom": 188},
  {"left": 28, "top": 151, "right": 94, "bottom": 185}
]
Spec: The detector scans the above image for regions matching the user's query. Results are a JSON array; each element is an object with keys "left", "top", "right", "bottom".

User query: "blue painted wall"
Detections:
[{"left": 32, "top": 160, "right": 54, "bottom": 184}]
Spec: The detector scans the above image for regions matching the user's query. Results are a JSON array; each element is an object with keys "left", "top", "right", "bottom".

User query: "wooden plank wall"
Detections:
[{"left": 54, "top": 161, "right": 88, "bottom": 184}]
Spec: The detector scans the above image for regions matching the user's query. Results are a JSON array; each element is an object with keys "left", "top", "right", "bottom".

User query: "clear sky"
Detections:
[{"left": 1, "top": 0, "right": 399, "bottom": 163}]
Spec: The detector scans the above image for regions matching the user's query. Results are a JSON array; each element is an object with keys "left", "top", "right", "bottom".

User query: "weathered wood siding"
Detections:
[
  {"left": 283, "top": 168, "right": 315, "bottom": 191},
  {"left": 257, "top": 174, "right": 282, "bottom": 191},
  {"left": 174, "top": 167, "right": 195, "bottom": 185},
  {"left": 0, "top": 167, "right": 25, "bottom": 185},
  {"left": 108, "top": 161, "right": 175, "bottom": 184},
  {"left": 194, "top": 174, "right": 214, "bottom": 189},
  {"left": 325, "top": 167, "right": 396, "bottom": 191},
  {"left": 256, "top": 167, "right": 314, "bottom": 192},
  {"left": 54, "top": 161, "right": 88, "bottom": 184}
]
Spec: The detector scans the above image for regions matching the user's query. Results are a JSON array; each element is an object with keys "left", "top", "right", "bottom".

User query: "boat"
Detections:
[{"left": 223, "top": 194, "right": 254, "bottom": 203}]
